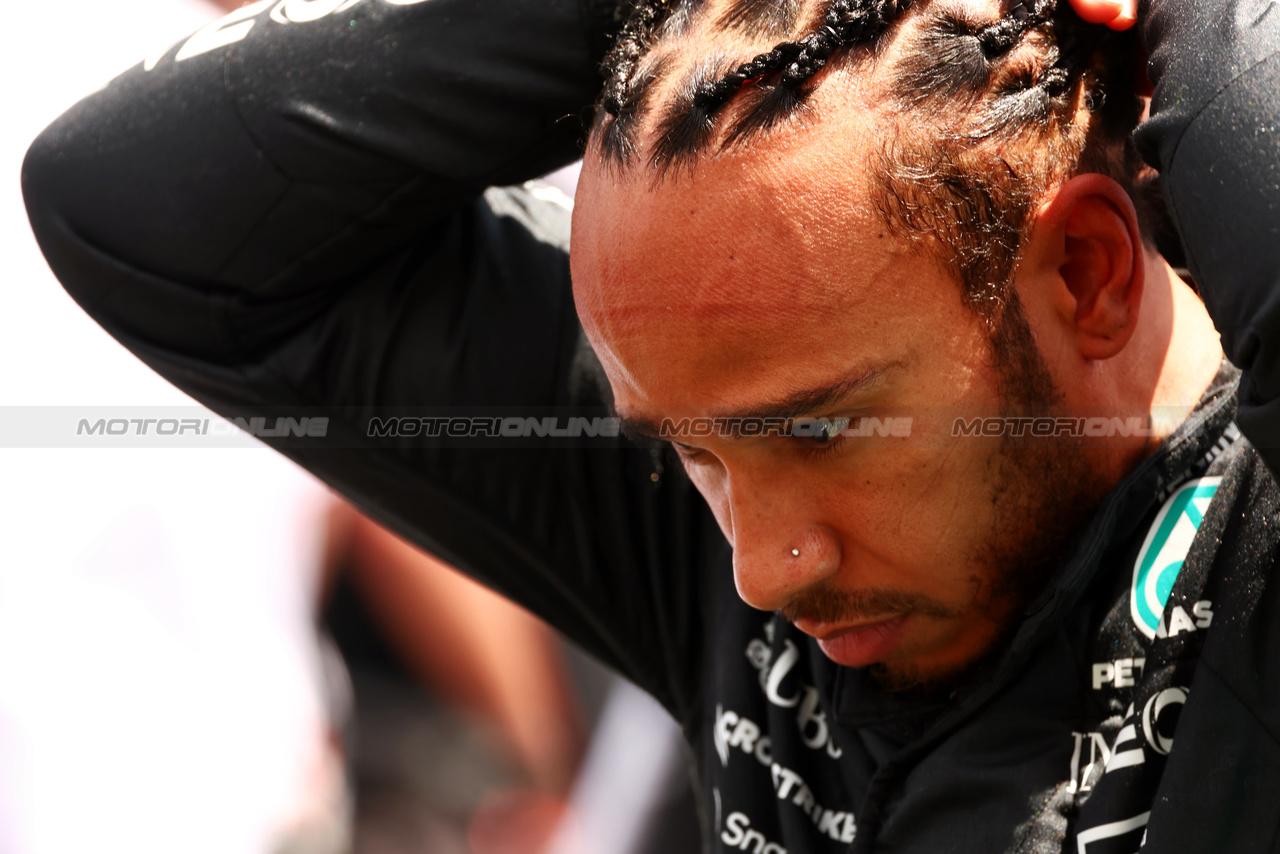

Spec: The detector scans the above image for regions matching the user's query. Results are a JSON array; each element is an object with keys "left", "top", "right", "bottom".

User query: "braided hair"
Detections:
[
  {"left": 877, "top": 0, "right": 1143, "bottom": 318},
  {"left": 591, "top": 0, "right": 1145, "bottom": 318},
  {"left": 597, "top": 0, "right": 915, "bottom": 169}
]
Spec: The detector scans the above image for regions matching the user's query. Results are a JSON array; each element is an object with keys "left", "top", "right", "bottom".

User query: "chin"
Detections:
[
  {"left": 866, "top": 659, "right": 964, "bottom": 696},
  {"left": 866, "top": 621, "right": 1014, "bottom": 697}
]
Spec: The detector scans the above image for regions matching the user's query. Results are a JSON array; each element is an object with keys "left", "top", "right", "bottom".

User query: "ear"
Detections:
[{"left": 1026, "top": 174, "right": 1144, "bottom": 362}]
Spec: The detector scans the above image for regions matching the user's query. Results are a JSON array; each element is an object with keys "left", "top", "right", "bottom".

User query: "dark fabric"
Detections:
[
  {"left": 22, "top": 0, "right": 711, "bottom": 725},
  {"left": 1135, "top": 0, "right": 1280, "bottom": 471},
  {"left": 21, "top": 0, "right": 1280, "bottom": 851}
]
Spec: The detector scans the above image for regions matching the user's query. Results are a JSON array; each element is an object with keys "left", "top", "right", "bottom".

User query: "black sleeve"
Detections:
[
  {"left": 21, "top": 0, "right": 712, "bottom": 724},
  {"left": 1134, "top": 0, "right": 1280, "bottom": 470}
]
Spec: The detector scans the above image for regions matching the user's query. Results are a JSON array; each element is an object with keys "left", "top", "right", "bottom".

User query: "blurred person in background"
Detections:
[
  {"left": 3, "top": 5, "right": 699, "bottom": 852},
  {"left": 322, "top": 503, "right": 703, "bottom": 854},
  {"left": 322, "top": 500, "right": 587, "bottom": 854}
]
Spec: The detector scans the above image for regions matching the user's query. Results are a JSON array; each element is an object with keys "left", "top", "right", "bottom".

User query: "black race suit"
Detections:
[{"left": 21, "top": 0, "right": 1280, "bottom": 850}]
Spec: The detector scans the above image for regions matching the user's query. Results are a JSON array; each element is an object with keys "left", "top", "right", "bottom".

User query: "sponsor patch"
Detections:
[{"left": 1130, "top": 478, "right": 1220, "bottom": 639}]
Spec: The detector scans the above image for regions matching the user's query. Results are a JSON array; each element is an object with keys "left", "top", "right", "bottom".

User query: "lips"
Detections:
[{"left": 799, "top": 615, "right": 910, "bottom": 668}]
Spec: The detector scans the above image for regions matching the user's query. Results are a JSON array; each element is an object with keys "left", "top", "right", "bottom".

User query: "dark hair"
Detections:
[{"left": 590, "top": 0, "right": 1147, "bottom": 321}]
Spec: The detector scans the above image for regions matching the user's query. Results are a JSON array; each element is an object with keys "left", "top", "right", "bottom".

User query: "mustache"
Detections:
[{"left": 780, "top": 585, "right": 959, "bottom": 626}]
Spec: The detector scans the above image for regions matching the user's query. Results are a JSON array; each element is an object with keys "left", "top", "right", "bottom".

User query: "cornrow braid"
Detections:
[
  {"left": 894, "top": 0, "right": 1098, "bottom": 138},
  {"left": 971, "top": 0, "right": 1103, "bottom": 137},
  {"left": 600, "top": 0, "right": 681, "bottom": 119},
  {"left": 651, "top": 40, "right": 806, "bottom": 166},
  {"left": 594, "top": 0, "right": 1142, "bottom": 285},
  {"left": 974, "top": 0, "right": 1086, "bottom": 100},
  {"left": 598, "top": 0, "right": 913, "bottom": 168},
  {"left": 974, "top": 0, "right": 1044, "bottom": 57}
]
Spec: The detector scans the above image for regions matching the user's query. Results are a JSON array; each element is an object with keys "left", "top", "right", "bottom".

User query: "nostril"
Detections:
[
  {"left": 790, "top": 526, "right": 843, "bottom": 579},
  {"left": 732, "top": 529, "right": 844, "bottom": 609}
]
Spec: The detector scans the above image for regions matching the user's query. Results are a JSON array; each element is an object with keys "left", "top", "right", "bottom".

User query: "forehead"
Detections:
[{"left": 569, "top": 99, "right": 959, "bottom": 416}]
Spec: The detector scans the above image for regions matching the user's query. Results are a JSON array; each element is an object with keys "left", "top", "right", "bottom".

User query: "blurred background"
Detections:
[{"left": 0, "top": 1, "right": 700, "bottom": 852}]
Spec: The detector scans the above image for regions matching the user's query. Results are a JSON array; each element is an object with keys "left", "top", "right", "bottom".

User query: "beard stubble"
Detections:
[{"left": 783, "top": 290, "right": 1112, "bottom": 694}]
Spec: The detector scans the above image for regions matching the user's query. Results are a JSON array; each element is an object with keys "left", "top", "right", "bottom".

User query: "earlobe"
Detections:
[{"left": 1036, "top": 174, "right": 1144, "bottom": 362}]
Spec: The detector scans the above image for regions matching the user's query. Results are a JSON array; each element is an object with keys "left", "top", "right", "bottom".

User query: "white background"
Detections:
[{"left": 0, "top": 3, "right": 332, "bottom": 852}]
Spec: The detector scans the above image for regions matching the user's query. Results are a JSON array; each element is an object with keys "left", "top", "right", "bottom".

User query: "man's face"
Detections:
[{"left": 570, "top": 106, "right": 1105, "bottom": 690}]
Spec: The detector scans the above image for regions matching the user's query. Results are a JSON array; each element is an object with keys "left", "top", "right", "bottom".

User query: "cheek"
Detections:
[{"left": 820, "top": 443, "right": 998, "bottom": 573}]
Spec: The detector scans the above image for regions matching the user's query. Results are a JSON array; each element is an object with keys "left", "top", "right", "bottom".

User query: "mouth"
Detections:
[{"left": 793, "top": 614, "right": 910, "bottom": 668}]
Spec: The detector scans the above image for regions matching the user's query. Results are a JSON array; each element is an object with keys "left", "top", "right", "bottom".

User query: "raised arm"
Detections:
[
  {"left": 1131, "top": 0, "right": 1280, "bottom": 468},
  {"left": 21, "top": 0, "right": 712, "bottom": 722}
]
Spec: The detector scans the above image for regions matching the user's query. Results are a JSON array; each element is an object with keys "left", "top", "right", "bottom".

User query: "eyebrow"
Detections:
[{"left": 618, "top": 363, "right": 898, "bottom": 440}]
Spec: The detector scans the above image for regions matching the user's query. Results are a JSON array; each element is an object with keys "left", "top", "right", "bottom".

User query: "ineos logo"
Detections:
[{"left": 1141, "top": 686, "right": 1187, "bottom": 755}]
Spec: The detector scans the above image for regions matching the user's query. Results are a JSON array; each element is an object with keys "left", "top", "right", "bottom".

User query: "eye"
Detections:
[
  {"left": 815, "top": 417, "right": 851, "bottom": 442},
  {"left": 793, "top": 417, "right": 852, "bottom": 461}
]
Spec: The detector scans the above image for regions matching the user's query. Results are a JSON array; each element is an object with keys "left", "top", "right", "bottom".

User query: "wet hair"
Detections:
[{"left": 590, "top": 0, "right": 1148, "bottom": 321}]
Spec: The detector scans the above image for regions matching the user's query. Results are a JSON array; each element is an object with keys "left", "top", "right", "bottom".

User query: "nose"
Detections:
[{"left": 728, "top": 477, "right": 842, "bottom": 611}]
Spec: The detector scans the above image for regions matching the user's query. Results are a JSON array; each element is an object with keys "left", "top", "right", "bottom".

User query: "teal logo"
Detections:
[{"left": 1130, "top": 478, "right": 1220, "bottom": 639}]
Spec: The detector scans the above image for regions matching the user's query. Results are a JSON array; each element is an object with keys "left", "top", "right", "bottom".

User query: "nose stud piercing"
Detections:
[{"left": 791, "top": 548, "right": 801, "bottom": 557}]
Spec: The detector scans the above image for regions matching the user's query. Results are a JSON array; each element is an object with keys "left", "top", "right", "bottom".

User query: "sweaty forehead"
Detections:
[
  {"left": 568, "top": 105, "right": 927, "bottom": 409},
  {"left": 572, "top": 92, "right": 884, "bottom": 314}
]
